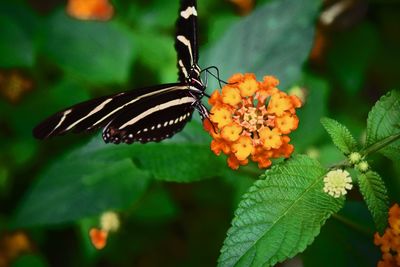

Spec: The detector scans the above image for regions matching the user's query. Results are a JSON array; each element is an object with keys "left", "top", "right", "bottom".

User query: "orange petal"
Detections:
[
  {"left": 259, "top": 127, "right": 282, "bottom": 150},
  {"left": 275, "top": 113, "right": 299, "bottom": 134},
  {"left": 221, "top": 123, "right": 242, "bottom": 142},
  {"left": 267, "top": 92, "right": 293, "bottom": 116},
  {"left": 232, "top": 136, "right": 253, "bottom": 161},
  {"left": 227, "top": 154, "right": 248, "bottom": 170},
  {"left": 262, "top": 75, "right": 279, "bottom": 88},
  {"left": 227, "top": 73, "right": 245, "bottom": 85},
  {"left": 238, "top": 76, "right": 258, "bottom": 97},
  {"left": 209, "top": 90, "right": 223, "bottom": 106},
  {"left": 210, "top": 105, "right": 233, "bottom": 128},
  {"left": 222, "top": 86, "right": 242, "bottom": 106},
  {"left": 89, "top": 228, "right": 108, "bottom": 250}
]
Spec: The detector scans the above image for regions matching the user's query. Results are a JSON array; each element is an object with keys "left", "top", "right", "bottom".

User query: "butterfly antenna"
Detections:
[{"left": 201, "top": 66, "right": 229, "bottom": 89}]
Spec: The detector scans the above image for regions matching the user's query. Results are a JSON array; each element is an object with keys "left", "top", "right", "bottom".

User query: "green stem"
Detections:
[
  {"left": 328, "top": 159, "right": 351, "bottom": 170},
  {"left": 238, "top": 164, "right": 264, "bottom": 178},
  {"left": 332, "top": 214, "right": 374, "bottom": 237},
  {"left": 361, "top": 132, "right": 400, "bottom": 157}
]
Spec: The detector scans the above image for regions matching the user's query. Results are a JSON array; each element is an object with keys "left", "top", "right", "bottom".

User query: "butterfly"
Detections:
[{"left": 33, "top": 0, "right": 209, "bottom": 144}]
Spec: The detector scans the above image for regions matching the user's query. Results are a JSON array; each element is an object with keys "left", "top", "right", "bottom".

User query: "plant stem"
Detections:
[
  {"left": 332, "top": 214, "right": 374, "bottom": 237},
  {"left": 239, "top": 164, "right": 264, "bottom": 178},
  {"left": 361, "top": 132, "right": 400, "bottom": 157},
  {"left": 328, "top": 159, "right": 351, "bottom": 170}
]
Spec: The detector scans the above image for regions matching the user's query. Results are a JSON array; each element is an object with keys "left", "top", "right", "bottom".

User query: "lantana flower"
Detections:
[
  {"left": 203, "top": 73, "right": 302, "bottom": 170},
  {"left": 323, "top": 169, "right": 353, "bottom": 198},
  {"left": 67, "top": 0, "right": 114, "bottom": 21},
  {"left": 375, "top": 203, "right": 400, "bottom": 266},
  {"left": 89, "top": 211, "right": 120, "bottom": 250},
  {"left": 0, "top": 70, "right": 33, "bottom": 103}
]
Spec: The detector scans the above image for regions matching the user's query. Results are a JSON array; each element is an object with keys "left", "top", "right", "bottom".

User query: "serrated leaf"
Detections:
[
  {"left": 366, "top": 90, "right": 400, "bottom": 161},
  {"left": 358, "top": 171, "right": 389, "bottom": 233},
  {"left": 42, "top": 10, "right": 136, "bottom": 84},
  {"left": 321, "top": 117, "right": 358, "bottom": 155},
  {"left": 202, "top": 0, "right": 320, "bottom": 90},
  {"left": 218, "top": 155, "right": 344, "bottom": 267}
]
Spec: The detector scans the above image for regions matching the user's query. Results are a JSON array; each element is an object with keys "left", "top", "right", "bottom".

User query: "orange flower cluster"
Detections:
[
  {"left": 203, "top": 73, "right": 302, "bottom": 170},
  {"left": 0, "top": 70, "right": 33, "bottom": 103},
  {"left": 67, "top": 0, "right": 114, "bottom": 21},
  {"left": 229, "top": 0, "right": 255, "bottom": 15},
  {"left": 0, "top": 232, "right": 32, "bottom": 267},
  {"left": 375, "top": 203, "right": 400, "bottom": 267}
]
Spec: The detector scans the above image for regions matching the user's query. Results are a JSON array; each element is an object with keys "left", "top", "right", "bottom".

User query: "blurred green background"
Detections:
[{"left": 0, "top": 0, "right": 399, "bottom": 266}]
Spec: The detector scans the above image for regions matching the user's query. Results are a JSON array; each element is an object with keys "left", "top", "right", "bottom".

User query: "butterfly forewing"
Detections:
[
  {"left": 175, "top": 0, "right": 199, "bottom": 82},
  {"left": 33, "top": 83, "right": 191, "bottom": 140},
  {"left": 103, "top": 89, "right": 196, "bottom": 144}
]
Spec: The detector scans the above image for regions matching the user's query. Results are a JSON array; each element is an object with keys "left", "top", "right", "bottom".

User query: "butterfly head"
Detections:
[{"left": 187, "top": 64, "right": 205, "bottom": 91}]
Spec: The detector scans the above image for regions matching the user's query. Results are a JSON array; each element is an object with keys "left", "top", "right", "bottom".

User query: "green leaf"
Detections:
[
  {"left": 11, "top": 254, "right": 48, "bottom": 267},
  {"left": 131, "top": 143, "right": 221, "bottom": 182},
  {"left": 327, "top": 23, "right": 379, "bottom": 94},
  {"left": 101, "top": 121, "right": 219, "bottom": 182},
  {"left": 202, "top": 0, "right": 320, "bottom": 90},
  {"left": 0, "top": 16, "right": 35, "bottom": 67},
  {"left": 0, "top": 2, "right": 38, "bottom": 67},
  {"left": 13, "top": 157, "right": 150, "bottom": 227},
  {"left": 366, "top": 90, "right": 400, "bottom": 161},
  {"left": 42, "top": 10, "right": 136, "bottom": 84},
  {"left": 132, "top": 185, "right": 178, "bottom": 222},
  {"left": 218, "top": 155, "right": 344, "bottom": 267},
  {"left": 321, "top": 117, "right": 358, "bottom": 155},
  {"left": 358, "top": 171, "right": 389, "bottom": 233},
  {"left": 133, "top": 32, "right": 177, "bottom": 83}
]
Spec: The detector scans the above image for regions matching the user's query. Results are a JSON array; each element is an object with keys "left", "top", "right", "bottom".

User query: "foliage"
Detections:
[
  {"left": 0, "top": 0, "right": 399, "bottom": 266},
  {"left": 218, "top": 155, "right": 344, "bottom": 267},
  {"left": 320, "top": 117, "right": 358, "bottom": 155}
]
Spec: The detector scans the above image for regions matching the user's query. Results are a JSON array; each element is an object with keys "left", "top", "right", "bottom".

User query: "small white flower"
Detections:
[
  {"left": 100, "top": 211, "right": 120, "bottom": 232},
  {"left": 323, "top": 169, "right": 353, "bottom": 198}
]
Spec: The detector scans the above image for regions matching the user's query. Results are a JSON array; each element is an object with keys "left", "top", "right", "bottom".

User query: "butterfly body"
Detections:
[{"left": 33, "top": 0, "right": 208, "bottom": 144}]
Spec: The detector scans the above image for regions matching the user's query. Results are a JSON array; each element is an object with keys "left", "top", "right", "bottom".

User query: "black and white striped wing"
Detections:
[
  {"left": 33, "top": 83, "right": 193, "bottom": 143},
  {"left": 103, "top": 89, "right": 196, "bottom": 144},
  {"left": 175, "top": 0, "right": 199, "bottom": 82}
]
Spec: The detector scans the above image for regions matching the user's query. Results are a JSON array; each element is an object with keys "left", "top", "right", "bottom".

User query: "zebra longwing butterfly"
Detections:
[{"left": 33, "top": 0, "right": 209, "bottom": 144}]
